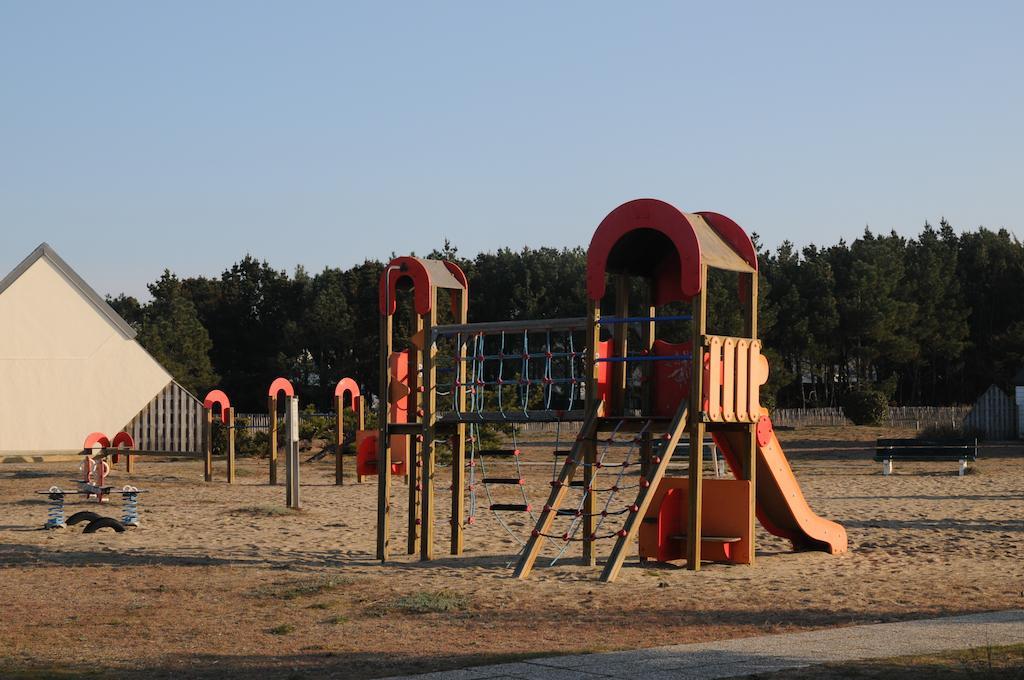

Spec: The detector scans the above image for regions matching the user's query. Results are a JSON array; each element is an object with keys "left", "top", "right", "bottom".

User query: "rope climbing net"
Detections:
[{"left": 432, "top": 318, "right": 589, "bottom": 423}]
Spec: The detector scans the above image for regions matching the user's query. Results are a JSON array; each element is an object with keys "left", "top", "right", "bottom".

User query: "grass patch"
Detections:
[
  {"left": 323, "top": 615, "right": 348, "bottom": 625},
  {"left": 307, "top": 602, "right": 330, "bottom": 610},
  {"left": 268, "top": 623, "right": 295, "bottom": 635},
  {"left": 253, "top": 575, "right": 352, "bottom": 600},
  {"left": 755, "top": 643, "right": 1024, "bottom": 678},
  {"left": 383, "top": 589, "right": 469, "bottom": 615}
]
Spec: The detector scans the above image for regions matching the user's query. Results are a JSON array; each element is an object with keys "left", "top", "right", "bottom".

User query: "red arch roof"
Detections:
[
  {"left": 203, "top": 389, "right": 231, "bottom": 413},
  {"left": 268, "top": 377, "right": 295, "bottom": 398},
  {"left": 587, "top": 198, "right": 757, "bottom": 305},
  {"left": 335, "top": 377, "right": 360, "bottom": 411},
  {"left": 379, "top": 256, "right": 468, "bottom": 316}
]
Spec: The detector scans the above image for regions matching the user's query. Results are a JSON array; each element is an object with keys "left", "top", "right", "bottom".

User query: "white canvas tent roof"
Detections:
[{"left": 0, "top": 243, "right": 173, "bottom": 454}]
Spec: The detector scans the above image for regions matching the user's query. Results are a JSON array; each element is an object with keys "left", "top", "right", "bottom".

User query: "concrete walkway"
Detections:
[{"left": 387, "top": 609, "right": 1024, "bottom": 679}]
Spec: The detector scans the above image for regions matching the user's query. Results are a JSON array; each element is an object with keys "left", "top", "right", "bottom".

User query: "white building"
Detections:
[{"left": 0, "top": 243, "right": 176, "bottom": 457}]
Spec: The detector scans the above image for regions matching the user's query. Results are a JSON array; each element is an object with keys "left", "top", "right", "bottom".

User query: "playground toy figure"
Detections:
[{"left": 374, "top": 198, "right": 847, "bottom": 581}]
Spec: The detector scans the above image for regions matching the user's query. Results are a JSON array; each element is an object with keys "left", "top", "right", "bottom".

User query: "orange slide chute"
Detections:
[{"left": 712, "top": 409, "right": 847, "bottom": 555}]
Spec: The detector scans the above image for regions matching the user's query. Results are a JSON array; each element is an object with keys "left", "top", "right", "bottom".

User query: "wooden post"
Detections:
[
  {"left": 203, "top": 407, "right": 213, "bottom": 482},
  {"left": 285, "top": 396, "right": 300, "bottom": 509},
  {"left": 335, "top": 394, "right": 344, "bottom": 485},
  {"left": 611, "top": 275, "right": 629, "bottom": 415},
  {"left": 639, "top": 286, "right": 656, "bottom": 483},
  {"left": 687, "top": 264, "right": 708, "bottom": 571},
  {"left": 420, "top": 292, "right": 438, "bottom": 561},
  {"left": 268, "top": 395, "right": 278, "bottom": 486},
  {"left": 742, "top": 270, "right": 759, "bottom": 565},
  {"left": 226, "top": 407, "right": 236, "bottom": 484},
  {"left": 583, "top": 297, "right": 601, "bottom": 566},
  {"left": 408, "top": 313, "right": 423, "bottom": 556},
  {"left": 450, "top": 288, "right": 469, "bottom": 556},
  {"left": 377, "top": 311, "right": 393, "bottom": 562},
  {"left": 356, "top": 395, "right": 366, "bottom": 484}
]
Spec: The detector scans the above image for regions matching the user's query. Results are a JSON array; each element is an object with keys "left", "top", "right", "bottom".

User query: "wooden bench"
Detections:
[{"left": 874, "top": 438, "right": 978, "bottom": 476}]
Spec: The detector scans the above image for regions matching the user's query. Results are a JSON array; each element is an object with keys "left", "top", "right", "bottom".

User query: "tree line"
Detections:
[{"left": 107, "top": 222, "right": 1024, "bottom": 413}]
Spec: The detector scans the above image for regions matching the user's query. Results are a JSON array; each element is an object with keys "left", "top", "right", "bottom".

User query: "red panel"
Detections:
[
  {"left": 390, "top": 351, "right": 409, "bottom": 424},
  {"left": 651, "top": 339, "right": 693, "bottom": 418},
  {"left": 267, "top": 377, "right": 295, "bottom": 398},
  {"left": 355, "top": 430, "right": 408, "bottom": 477},
  {"left": 594, "top": 339, "right": 613, "bottom": 404}
]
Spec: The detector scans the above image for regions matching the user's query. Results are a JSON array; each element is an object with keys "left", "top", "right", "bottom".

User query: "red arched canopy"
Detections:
[
  {"left": 268, "top": 377, "right": 295, "bottom": 398},
  {"left": 203, "top": 389, "right": 232, "bottom": 413},
  {"left": 334, "top": 377, "right": 360, "bottom": 411},
  {"left": 587, "top": 199, "right": 757, "bottom": 306},
  {"left": 379, "top": 256, "right": 468, "bottom": 316},
  {"left": 111, "top": 432, "right": 135, "bottom": 449},
  {"left": 83, "top": 432, "right": 110, "bottom": 449}
]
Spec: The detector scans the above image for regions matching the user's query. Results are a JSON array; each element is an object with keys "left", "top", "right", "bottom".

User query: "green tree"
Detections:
[{"left": 136, "top": 271, "right": 219, "bottom": 395}]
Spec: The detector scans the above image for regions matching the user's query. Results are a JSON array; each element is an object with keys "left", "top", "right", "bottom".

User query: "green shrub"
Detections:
[{"left": 842, "top": 388, "right": 889, "bottom": 426}]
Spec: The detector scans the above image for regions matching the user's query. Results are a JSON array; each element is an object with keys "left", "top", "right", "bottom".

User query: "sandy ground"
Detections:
[{"left": 0, "top": 426, "right": 1021, "bottom": 678}]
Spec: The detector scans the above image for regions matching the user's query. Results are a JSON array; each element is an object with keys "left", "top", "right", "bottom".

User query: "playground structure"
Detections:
[
  {"left": 374, "top": 198, "right": 848, "bottom": 581},
  {"left": 36, "top": 431, "right": 145, "bottom": 530}
]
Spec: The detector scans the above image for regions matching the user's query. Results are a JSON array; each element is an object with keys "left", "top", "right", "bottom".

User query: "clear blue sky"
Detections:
[{"left": 2, "top": 2, "right": 1021, "bottom": 299}]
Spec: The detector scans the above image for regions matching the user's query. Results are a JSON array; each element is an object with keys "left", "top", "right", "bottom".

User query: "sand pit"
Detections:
[{"left": 1, "top": 426, "right": 1021, "bottom": 678}]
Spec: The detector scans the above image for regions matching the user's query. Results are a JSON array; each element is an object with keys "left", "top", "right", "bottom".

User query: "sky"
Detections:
[{"left": 1, "top": 2, "right": 1021, "bottom": 299}]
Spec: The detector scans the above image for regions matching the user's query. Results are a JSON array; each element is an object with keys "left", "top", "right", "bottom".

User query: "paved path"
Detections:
[{"left": 386, "top": 609, "right": 1024, "bottom": 679}]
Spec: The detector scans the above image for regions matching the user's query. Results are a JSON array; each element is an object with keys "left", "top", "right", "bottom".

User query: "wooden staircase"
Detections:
[{"left": 513, "top": 398, "right": 691, "bottom": 582}]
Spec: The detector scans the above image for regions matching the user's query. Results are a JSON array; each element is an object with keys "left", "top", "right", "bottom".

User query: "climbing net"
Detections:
[{"left": 433, "top": 323, "right": 588, "bottom": 422}]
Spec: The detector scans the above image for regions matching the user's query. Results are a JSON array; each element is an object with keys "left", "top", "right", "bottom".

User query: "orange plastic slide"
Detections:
[{"left": 712, "top": 409, "right": 847, "bottom": 554}]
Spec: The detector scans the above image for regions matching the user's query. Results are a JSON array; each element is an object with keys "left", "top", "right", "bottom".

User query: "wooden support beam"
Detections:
[
  {"left": 335, "top": 395, "right": 344, "bottom": 485},
  {"left": 268, "top": 395, "right": 278, "bottom": 486},
  {"left": 408, "top": 312, "right": 424, "bottom": 556},
  {"left": 420, "top": 292, "right": 438, "bottom": 561},
  {"left": 226, "top": 407, "right": 236, "bottom": 484},
  {"left": 450, "top": 287, "right": 469, "bottom": 556},
  {"left": 687, "top": 264, "right": 708, "bottom": 571},
  {"left": 377, "top": 311, "right": 393, "bottom": 562},
  {"left": 514, "top": 400, "right": 603, "bottom": 579},
  {"left": 203, "top": 407, "right": 213, "bottom": 482},
  {"left": 743, "top": 269, "right": 758, "bottom": 565},
  {"left": 582, "top": 298, "right": 601, "bottom": 566},
  {"left": 610, "top": 275, "right": 629, "bottom": 415},
  {"left": 599, "top": 398, "right": 690, "bottom": 582}
]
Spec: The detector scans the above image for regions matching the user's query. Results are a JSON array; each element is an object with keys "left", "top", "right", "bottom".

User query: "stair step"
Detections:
[
  {"left": 668, "top": 534, "right": 741, "bottom": 543},
  {"left": 490, "top": 503, "right": 530, "bottom": 512},
  {"left": 482, "top": 477, "right": 524, "bottom": 485}
]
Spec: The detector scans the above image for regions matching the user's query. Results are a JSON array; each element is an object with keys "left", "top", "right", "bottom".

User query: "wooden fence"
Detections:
[
  {"left": 125, "top": 381, "right": 204, "bottom": 453},
  {"left": 769, "top": 405, "right": 973, "bottom": 431},
  {"left": 963, "top": 385, "right": 1017, "bottom": 440},
  {"left": 235, "top": 412, "right": 335, "bottom": 434}
]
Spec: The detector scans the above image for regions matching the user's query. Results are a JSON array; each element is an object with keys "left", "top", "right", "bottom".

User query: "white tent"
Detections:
[{"left": 0, "top": 243, "right": 173, "bottom": 456}]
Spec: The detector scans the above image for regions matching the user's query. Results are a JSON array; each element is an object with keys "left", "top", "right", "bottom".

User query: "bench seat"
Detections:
[{"left": 874, "top": 438, "right": 978, "bottom": 476}]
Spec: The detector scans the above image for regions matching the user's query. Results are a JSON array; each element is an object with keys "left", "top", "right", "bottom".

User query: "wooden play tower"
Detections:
[{"left": 374, "top": 198, "right": 845, "bottom": 582}]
